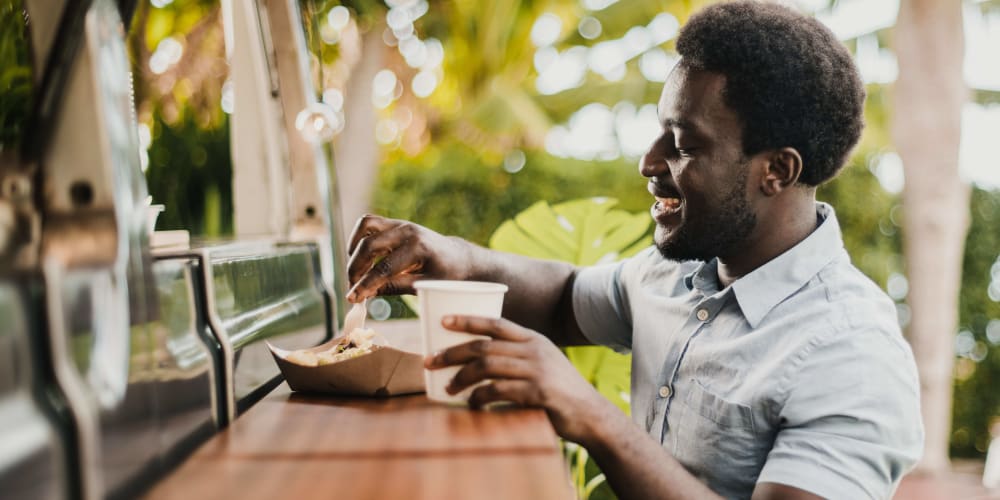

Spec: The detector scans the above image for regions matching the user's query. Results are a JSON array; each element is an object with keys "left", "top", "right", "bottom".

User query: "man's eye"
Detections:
[{"left": 676, "top": 148, "right": 696, "bottom": 158}]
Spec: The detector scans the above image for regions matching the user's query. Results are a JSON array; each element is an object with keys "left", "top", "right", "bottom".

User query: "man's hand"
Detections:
[
  {"left": 424, "top": 314, "right": 606, "bottom": 445},
  {"left": 347, "top": 214, "right": 474, "bottom": 302},
  {"left": 425, "top": 315, "right": 822, "bottom": 500},
  {"left": 345, "top": 214, "right": 587, "bottom": 346}
]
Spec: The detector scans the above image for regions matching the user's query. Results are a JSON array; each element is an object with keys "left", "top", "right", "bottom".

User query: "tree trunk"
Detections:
[
  {"left": 332, "top": 25, "right": 384, "bottom": 238},
  {"left": 892, "top": 0, "right": 969, "bottom": 474}
]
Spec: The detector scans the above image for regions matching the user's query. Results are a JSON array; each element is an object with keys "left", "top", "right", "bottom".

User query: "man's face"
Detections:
[{"left": 641, "top": 66, "right": 758, "bottom": 262}]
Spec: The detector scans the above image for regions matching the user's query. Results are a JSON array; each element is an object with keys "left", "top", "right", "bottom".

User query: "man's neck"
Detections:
[{"left": 715, "top": 198, "right": 819, "bottom": 288}]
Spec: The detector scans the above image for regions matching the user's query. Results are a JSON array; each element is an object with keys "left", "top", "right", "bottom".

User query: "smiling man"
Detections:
[{"left": 345, "top": 2, "right": 923, "bottom": 499}]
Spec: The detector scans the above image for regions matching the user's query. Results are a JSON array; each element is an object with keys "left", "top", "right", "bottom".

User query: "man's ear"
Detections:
[{"left": 759, "top": 147, "right": 803, "bottom": 196}]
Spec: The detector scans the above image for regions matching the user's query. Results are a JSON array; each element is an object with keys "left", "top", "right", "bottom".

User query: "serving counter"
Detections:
[
  {"left": 144, "top": 322, "right": 575, "bottom": 500},
  {"left": 145, "top": 387, "right": 574, "bottom": 499}
]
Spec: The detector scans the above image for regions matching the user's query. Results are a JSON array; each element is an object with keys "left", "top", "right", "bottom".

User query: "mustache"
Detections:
[{"left": 649, "top": 178, "right": 682, "bottom": 198}]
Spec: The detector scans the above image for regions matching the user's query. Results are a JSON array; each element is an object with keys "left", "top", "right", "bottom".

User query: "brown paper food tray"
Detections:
[{"left": 268, "top": 336, "right": 425, "bottom": 397}]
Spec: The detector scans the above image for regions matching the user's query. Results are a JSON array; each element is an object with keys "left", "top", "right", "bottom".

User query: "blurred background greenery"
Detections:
[
  {"left": 0, "top": 0, "right": 31, "bottom": 156},
  {"left": 3, "top": 0, "right": 1000, "bottom": 490}
]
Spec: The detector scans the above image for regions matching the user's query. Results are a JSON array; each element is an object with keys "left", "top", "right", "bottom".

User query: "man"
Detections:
[{"left": 346, "top": 2, "right": 923, "bottom": 498}]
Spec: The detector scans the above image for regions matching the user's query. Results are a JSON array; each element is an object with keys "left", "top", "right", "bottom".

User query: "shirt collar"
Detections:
[{"left": 683, "top": 202, "right": 847, "bottom": 328}]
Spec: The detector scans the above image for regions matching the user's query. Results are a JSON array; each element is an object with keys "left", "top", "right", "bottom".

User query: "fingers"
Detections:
[
  {"left": 347, "top": 223, "right": 424, "bottom": 301},
  {"left": 346, "top": 235, "right": 394, "bottom": 285},
  {"left": 347, "top": 215, "right": 469, "bottom": 303},
  {"left": 426, "top": 338, "right": 530, "bottom": 368},
  {"left": 347, "top": 245, "right": 423, "bottom": 301},
  {"left": 347, "top": 214, "right": 396, "bottom": 256},
  {"left": 372, "top": 273, "right": 421, "bottom": 298},
  {"left": 441, "top": 315, "right": 533, "bottom": 342},
  {"left": 467, "top": 380, "right": 540, "bottom": 409},
  {"left": 446, "top": 355, "right": 535, "bottom": 394},
  {"left": 347, "top": 222, "right": 410, "bottom": 283}
]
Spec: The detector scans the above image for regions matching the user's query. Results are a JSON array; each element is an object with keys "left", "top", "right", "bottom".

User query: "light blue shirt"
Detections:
[{"left": 572, "top": 203, "right": 923, "bottom": 499}]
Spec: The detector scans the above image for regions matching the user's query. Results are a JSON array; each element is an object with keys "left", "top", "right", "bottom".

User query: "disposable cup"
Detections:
[{"left": 414, "top": 280, "right": 508, "bottom": 404}]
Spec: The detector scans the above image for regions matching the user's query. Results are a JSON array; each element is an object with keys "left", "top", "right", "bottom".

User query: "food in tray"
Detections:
[{"left": 284, "top": 327, "right": 379, "bottom": 367}]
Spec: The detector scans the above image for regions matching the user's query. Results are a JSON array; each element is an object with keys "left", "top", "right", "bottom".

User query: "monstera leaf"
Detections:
[
  {"left": 489, "top": 197, "right": 652, "bottom": 413},
  {"left": 489, "top": 197, "right": 651, "bottom": 264}
]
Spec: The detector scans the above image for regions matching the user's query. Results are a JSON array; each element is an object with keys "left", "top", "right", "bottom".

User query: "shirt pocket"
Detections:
[{"left": 672, "top": 380, "right": 766, "bottom": 493}]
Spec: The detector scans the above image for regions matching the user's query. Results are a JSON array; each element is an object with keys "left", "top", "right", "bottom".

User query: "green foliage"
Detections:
[
  {"left": 140, "top": 0, "right": 218, "bottom": 51},
  {"left": 373, "top": 141, "right": 649, "bottom": 246},
  {"left": 951, "top": 187, "right": 1000, "bottom": 458},
  {"left": 489, "top": 197, "right": 650, "bottom": 413},
  {"left": 817, "top": 84, "right": 903, "bottom": 289},
  {"left": 566, "top": 343, "right": 633, "bottom": 413},
  {"left": 489, "top": 198, "right": 651, "bottom": 264},
  {"left": 564, "top": 443, "right": 616, "bottom": 500},
  {"left": 127, "top": 0, "right": 234, "bottom": 235},
  {"left": 817, "top": 153, "right": 902, "bottom": 288},
  {"left": 144, "top": 110, "right": 233, "bottom": 236},
  {"left": 407, "top": 0, "right": 710, "bottom": 162},
  {"left": 485, "top": 197, "right": 649, "bottom": 500},
  {"left": 0, "top": 0, "right": 32, "bottom": 154}
]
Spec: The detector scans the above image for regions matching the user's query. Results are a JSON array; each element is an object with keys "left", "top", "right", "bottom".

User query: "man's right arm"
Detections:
[{"left": 345, "top": 214, "right": 591, "bottom": 347}]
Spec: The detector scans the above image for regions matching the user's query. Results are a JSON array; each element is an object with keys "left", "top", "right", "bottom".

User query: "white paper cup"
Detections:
[{"left": 414, "top": 280, "right": 508, "bottom": 404}]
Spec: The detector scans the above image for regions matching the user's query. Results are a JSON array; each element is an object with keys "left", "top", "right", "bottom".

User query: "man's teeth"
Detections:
[{"left": 658, "top": 197, "right": 681, "bottom": 209}]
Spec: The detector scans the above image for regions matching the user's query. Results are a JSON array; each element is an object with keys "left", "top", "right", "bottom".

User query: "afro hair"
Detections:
[{"left": 675, "top": 1, "right": 866, "bottom": 186}]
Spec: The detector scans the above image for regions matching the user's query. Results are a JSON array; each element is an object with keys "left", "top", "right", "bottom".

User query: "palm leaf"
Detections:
[{"left": 489, "top": 197, "right": 651, "bottom": 413}]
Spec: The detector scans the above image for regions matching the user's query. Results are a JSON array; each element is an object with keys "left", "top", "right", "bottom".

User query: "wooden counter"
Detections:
[{"left": 146, "top": 384, "right": 574, "bottom": 499}]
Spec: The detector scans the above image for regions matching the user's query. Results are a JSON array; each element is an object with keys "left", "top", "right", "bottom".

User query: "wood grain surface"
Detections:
[
  {"left": 147, "top": 453, "right": 573, "bottom": 500},
  {"left": 195, "top": 389, "right": 562, "bottom": 458},
  {"left": 146, "top": 374, "right": 573, "bottom": 499}
]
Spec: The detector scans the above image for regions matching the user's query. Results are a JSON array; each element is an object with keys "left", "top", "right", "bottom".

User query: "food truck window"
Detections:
[
  {"left": 126, "top": 0, "right": 233, "bottom": 237},
  {"left": 127, "top": 0, "right": 348, "bottom": 240}
]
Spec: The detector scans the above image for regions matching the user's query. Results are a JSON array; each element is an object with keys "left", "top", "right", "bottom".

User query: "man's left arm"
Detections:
[
  {"left": 426, "top": 315, "right": 724, "bottom": 499},
  {"left": 583, "top": 399, "right": 828, "bottom": 500},
  {"left": 426, "top": 316, "right": 833, "bottom": 500}
]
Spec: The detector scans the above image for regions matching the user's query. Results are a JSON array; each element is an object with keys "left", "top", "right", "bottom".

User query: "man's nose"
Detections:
[{"left": 639, "top": 153, "right": 667, "bottom": 178}]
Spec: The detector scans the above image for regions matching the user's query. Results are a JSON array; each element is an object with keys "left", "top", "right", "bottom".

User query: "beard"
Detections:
[{"left": 655, "top": 163, "right": 757, "bottom": 262}]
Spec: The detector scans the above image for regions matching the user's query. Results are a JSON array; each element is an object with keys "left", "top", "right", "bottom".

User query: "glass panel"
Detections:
[
  {"left": 0, "top": 280, "right": 67, "bottom": 499},
  {"left": 126, "top": 0, "right": 233, "bottom": 237}
]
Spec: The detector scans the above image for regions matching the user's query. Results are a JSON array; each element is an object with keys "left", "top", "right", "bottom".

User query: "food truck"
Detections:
[
  {"left": 0, "top": 1, "right": 572, "bottom": 498},
  {"left": 0, "top": 0, "right": 350, "bottom": 497}
]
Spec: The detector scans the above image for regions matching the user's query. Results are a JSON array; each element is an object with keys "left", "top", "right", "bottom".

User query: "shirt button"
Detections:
[
  {"left": 658, "top": 386, "right": 672, "bottom": 398},
  {"left": 696, "top": 308, "right": 710, "bottom": 321}
]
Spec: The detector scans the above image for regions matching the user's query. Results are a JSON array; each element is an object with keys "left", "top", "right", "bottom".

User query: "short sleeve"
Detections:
[
  {"left": 757, "top": 330, "right": 924, "bottom": 499},
  {"left": 571, "top": 250, "right": 647, "bottom": 352}
]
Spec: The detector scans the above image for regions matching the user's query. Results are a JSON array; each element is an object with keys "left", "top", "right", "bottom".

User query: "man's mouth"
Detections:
[
  {"left": 649, "top": 181, "right": 684, "bottom": 218},
  {"left": 655, "top": 196, "right": 682, "bottom": 212}
]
